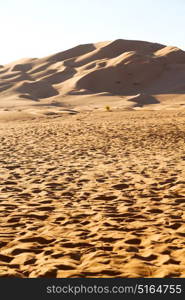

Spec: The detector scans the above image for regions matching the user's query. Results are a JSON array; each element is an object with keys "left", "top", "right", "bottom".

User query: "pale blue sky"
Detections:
[{"left": 1, "top": 0, "right": 185, "bottom": 64}]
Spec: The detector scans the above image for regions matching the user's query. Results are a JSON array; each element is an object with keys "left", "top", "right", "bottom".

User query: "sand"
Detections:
[
  {"left": 0, "top": 110, "right": 185, "bottom": 278},
  {"left": 0, "top": 39, "right": 185, "bottom": 278},
  {"left": 0, "top": 39, "right": 185, "bottom": 113}
]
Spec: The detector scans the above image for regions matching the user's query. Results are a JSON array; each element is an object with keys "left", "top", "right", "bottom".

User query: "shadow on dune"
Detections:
[
  {"left": 47, "top": 44, "right": 96, "bottom": 62},
  {"left": 29, "top": 63, "right": 54, "bottom": 75},
  {"left": 43, "top": 67, "right": 76, "bottom": 84},
  {"left": 31, "top": 102, "right": 70, "bottom": 108},
  {"left": 75, "top": 62, "right": 185, "bottom": 96},
  {"left": 0, "top": 84, "right": 13, "bottom": 92},
  {"left": 16, "top": 81, "right": 59, "bottom": 100},
  {"left": 127, "top": 94, "right": 160, "bottom": 107},
  {"left": 12, "top": 64, "right": 33, "bottom": 72}
]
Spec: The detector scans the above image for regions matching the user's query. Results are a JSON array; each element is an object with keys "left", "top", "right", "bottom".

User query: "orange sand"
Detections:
[{"left": 0, "top": 110, "right": 185, "bottom": 278}]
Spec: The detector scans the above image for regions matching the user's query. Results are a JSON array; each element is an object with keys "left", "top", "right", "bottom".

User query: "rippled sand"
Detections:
[{"left": 0, "top": 110, "right": 185, "bottom": 278}]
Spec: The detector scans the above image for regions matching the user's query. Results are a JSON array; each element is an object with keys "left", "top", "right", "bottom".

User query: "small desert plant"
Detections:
[{"left": 105, "top": 105, "right": 111, "bottom": 112}]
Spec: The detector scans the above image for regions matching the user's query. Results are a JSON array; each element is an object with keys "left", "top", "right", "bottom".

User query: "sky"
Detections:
[{"left": 0, "top": 0, "right": 185, "bottom": 64}]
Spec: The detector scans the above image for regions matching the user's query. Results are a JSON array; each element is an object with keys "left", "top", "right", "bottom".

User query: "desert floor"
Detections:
[{"left": 0, "top": 110, "right": 185, "bottom": 278}]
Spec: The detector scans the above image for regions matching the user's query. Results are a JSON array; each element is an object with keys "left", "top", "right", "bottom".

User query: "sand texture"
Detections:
[
  {"left": 0, "top": 110, "right": 185, "bottom": 278},
  {"left": 0, "top": 39, "right": 185, "bottom": 114}
]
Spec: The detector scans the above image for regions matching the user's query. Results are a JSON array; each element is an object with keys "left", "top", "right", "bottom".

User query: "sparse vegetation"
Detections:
[{"left": 105, "top": 105, "right": 111, "bottom": 112}]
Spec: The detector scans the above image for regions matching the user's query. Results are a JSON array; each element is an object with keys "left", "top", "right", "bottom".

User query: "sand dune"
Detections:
[
  {"left": 0, "top": 39, "right": 185, "bottom": 115},
  {"left": 0, "top": 110, "right": 185, "bottom": 277}
]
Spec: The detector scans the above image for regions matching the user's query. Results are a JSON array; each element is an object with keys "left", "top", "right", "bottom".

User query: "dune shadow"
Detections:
[
  {"left": 16, "top": 80, "right": 59, "bottom": 99},
  {"left": 47, "top": 44, "right": 96, "bottom": 62},
  {"left": 12, "top": 64, "right": 33, "bottom": 72},
  {"left": 75, "top": 61, "right": 185, "bottom": 97},
  {"left": 43, "top": 67, "right": 76, "bottom": 85},
  {"left": 32, "top": 102, "right": 70, "bottom": 108},
  {"left": 0, "top": 84, "right": 13, "bottom": 92},
  {"left": 128, "top": 94, "right": 160, "bottom": 107},
  {"left": 29, "top": 63, "right": 54, "bottom": 75}
]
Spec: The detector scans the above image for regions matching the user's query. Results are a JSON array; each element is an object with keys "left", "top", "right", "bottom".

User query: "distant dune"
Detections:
[{"left": 0, "top": 39, "right": 185, "bottom": 114}]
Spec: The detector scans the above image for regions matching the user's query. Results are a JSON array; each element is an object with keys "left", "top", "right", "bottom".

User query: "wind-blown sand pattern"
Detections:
[{"left": 0, "top": 110, "right": 185, "bottom": 278}]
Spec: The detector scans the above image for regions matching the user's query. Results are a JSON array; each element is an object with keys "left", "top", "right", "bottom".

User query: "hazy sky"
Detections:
[{"left": 1, "top": 0, "right": 185, "bottom": 64}]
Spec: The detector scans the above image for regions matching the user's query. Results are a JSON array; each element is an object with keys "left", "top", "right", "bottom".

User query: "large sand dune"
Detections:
[{"left": 0, "top": 39, "right": 185, "bottom": 116}]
